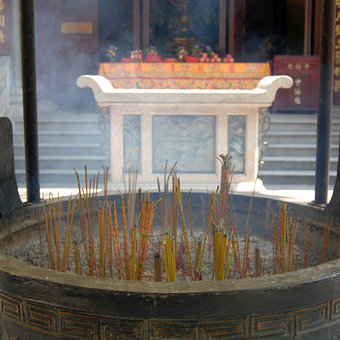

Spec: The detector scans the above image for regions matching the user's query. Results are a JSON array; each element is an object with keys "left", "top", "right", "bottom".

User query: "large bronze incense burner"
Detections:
[
  {"left": 1, "top": 190, "right": 340, "bottom": 340},
  {"left": 2, "top": 115, "right": 340, "bottom": 339}
]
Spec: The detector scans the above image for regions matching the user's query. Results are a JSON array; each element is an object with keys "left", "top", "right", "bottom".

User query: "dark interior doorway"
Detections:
[
  {"left": 98, "top": 1, "right": 134, "bottom": 62},
  {"left": 244, "top": 0, "right": 287, "bottom": 64}
]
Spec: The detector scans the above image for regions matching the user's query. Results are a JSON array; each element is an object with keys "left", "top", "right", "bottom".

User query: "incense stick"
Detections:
[
  {"left": 198, "top": 186, "right": 219, "bottom": 276},
  {"left": 177, "top": 179, "right": 194, "bottom": 280}
]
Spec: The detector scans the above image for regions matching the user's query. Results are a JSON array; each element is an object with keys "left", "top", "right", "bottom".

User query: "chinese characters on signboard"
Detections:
[
  {"left": 61, "top": 22, "right": 93, "bottom": 34},
  {"left": 334, "top": 0, "right": 340, "bottom": 103},
  {"left": 0, "top": 0, "right": 10, "bottom": 54},
  {"left": 287, "top": 62, "right": 309, "bottom": 106},
  {"left": 273, "top": 56, "right": 320, "bottom": 113}
]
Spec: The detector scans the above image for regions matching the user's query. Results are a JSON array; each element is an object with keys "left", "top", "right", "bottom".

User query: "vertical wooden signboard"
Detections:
[
  {"left": 273, "top": 55, "right": 320, "bottom": 113},
  {"left": 0, "top": 0, "right": 10, "bottom": 54}
]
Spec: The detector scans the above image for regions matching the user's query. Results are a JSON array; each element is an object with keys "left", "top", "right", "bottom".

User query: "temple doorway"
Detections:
[
  {"left": 36, "top": 0, "right": 98, "bottom": 111},
  {"left": 97, "top": 0, "right": 291, "bottom": 63},
  {"left": 35, "top": 0, "right": 313, "bottom": 110},
  {"left": 98, "top": 0, "right": 222, "bottom": 62}
]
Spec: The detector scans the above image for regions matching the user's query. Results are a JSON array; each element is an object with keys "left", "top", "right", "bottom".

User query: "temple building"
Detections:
[{"left": 0, "top": 0, "right": 332, "bottom": 116}]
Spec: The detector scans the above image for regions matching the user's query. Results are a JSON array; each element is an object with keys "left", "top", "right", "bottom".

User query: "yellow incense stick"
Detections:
[
  {"left": 198, "top": 186, "right": 219, "bottom": 275},
  {"left": 177, "top": 180, "right": 193, "bottom": 280}
]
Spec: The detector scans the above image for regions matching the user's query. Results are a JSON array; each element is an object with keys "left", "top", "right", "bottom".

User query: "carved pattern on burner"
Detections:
[
  {"left": 148, "top": 320, "right": 198, "bottom": 339},
  {"left": 331, "top": 298, "right": 340, "bottom": 321},
  {"left": 294, "top": 303, "right": 329, "bottom": 335},
  {"left": 100, "top": 320, "right": 144, "bottom": 339},
  {"left": 0, "top": 293, "right": 23, "bottom": 321},
  {"left": 26, "top": 303, "right": 57, "bottom": 335},
  {"left": 196, "top": 319, "right": 247, "bottom": 338},
  {"left": 250, "top": 313, "right": 293, "bottom": 338},
  {"left": 0, "top": 290, "right": 340, "bottom": 339},
  {"left": 59, "top": 311, "right": 99, "bottom": 339}
]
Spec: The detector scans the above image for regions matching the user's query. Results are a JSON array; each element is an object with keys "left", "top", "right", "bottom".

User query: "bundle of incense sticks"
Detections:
[
  {"left": 286, "top": 217, "right": 299, "bottom": 272},
  {"left": 157, "top": 162, "right": 167, "bottom": 233},
  {"left": 42, "top": 193, "right": 76, "bottom": 272},
  {"left": 161, "top": 233, "right": 176, "bottom": 282},
  {"left": 231, "top": 218, "right": 242, "bottom": 277},
  {"left": 272, "top": 205, "right": 285, "bottom": 274},
  {"left": 272, "top": 208, "right": 279, "bottom": 274},
  {"left": 171, "top": 171, "right": 179, "bottom": 249},
  {"left": 241, "top": 228, "right": 251, "bottom": 278},
  {"left": 157, "top": 161, "right": 177, "bottom": 235},
  {"left": 271, "top": 203, "right": 299, "bottom": 274},
  {"left": 109, "top": 201, "right": 123, "bottom": 279},
  {"left": 197, "top": 186, "right": 219, "bottom": 277},
  {"left": 102, "top": 167, "right": 114, "bottom": 278},
  {"left": 186, "top": 194, "right": 194, "bottom": 242},
  {"left": 130, "top": 225, "right": 138, "bottom": 280},
  {"left": 216, "top": 154, "right": 234, "bottom": 224},
  {"left": 112, "top": 191, "right": 160, "bottom": 280},
  {"left": 42, "top": 194, "right": 55, "bottom": 270},
  {"left": 213, "top": 226, "right": 236, "bottom": 280},
  {"left": 74, "top": 166, "right": 99, "bottom": 276},
  {"left": 98, "top": 206, "right": 109, "bottom": 278},
  {"left": 177, "top": 179, "right": 193, "bottom": 280},
  {"left": 120, "top": 192, "right": 130, "bottom": 280},
  {"left": 122, "top": 167, "right": 138, "bottom": 232},
  {"left": 193, "top": 236, "right": 203, "bottom": 276},
  {"left": 135, "top": 192, "right": 159, "bottom": 280}
]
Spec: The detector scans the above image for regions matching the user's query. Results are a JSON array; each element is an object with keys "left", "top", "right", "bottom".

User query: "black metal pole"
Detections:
[
  {"left": 20, "top": 0, "right": 40, "bottom": 202},
  {"left": 315, "top": 0, "right": 336, "bottom": 204}
]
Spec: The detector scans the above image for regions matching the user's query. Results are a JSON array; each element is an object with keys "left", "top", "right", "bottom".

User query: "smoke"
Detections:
[{"left": 9, "top": 0, "right": 296, "bottom": 191}]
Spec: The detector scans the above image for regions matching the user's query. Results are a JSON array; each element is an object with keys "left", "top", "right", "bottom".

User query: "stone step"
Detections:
[
  {"left": 15, "top": 168, "right": 104, "bottom": 188},
  {"left": 14, "top": 142, "right": 104, "bottom": 156},
  {"left": 14, "top": 155, "right": 108, "bottom": 170},
  {"left": 13, "top": 129, "right": 105, "bottom": 144},
  {"left": 269, "top": 122, "right": 340, "bottom": 132},
  {"left": 13, "top": 113, "right": 106, "bottom": 187},
  {"left": 13, "top": 112, "right": 99, "bottom": 129},
  {"left": 14, "top": 120, "right": 99, "bottom": 132},
  {"left": 259, "top": 170, "right": 337, "bottom": 186},
  {"left": 264, "top": 143, "right": 339, "bottom": 157},
  {"left": 264, "top": 131, "right": 340, "bottom": 144},
  {"left": 260, "top": 113, "right": 340, "bottom": 185},
  {"left": 261, "top": 156, "right": 338, "bottom": 171}
]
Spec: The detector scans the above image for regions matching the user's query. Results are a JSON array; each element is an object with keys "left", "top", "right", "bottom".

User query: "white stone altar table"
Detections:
[{"left": 77, "top": 75, "right": 292, "bottom": 190}]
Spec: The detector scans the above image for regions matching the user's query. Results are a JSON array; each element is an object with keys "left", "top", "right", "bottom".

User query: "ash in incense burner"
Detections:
[{"left": 2, "top": 162, "right": 337, "bottom": 284}]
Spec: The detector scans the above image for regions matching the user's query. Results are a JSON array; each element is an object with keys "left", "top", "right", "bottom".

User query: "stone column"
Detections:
[{"left": 8, "top": 0, "right": 23, "bottom": 121}]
